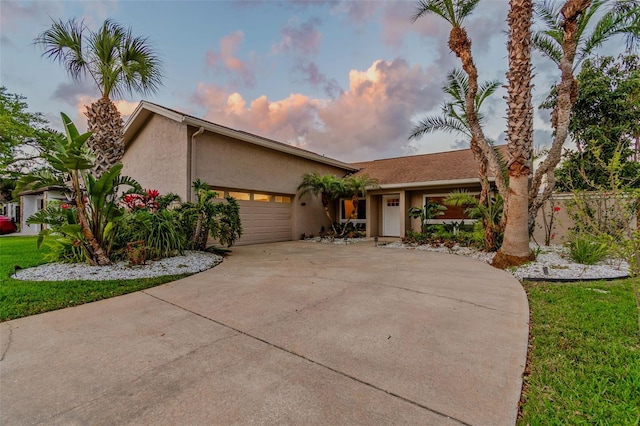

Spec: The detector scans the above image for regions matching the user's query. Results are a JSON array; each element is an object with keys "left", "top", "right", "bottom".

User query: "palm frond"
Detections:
[
  {"left": 412, "top": 0, "right": 479, "bottom": 26},
  {"left": 34, "top": 18, "right": 87, "bottom": 80},
  {"left": 534, "top": 0, "right": 562, "bottom": 30},
  {"left": 476, "top": 79, "right": 501, "bottom": 110},
  {"left": 532, "top": 32, "right": 563, "bottom": 65},
  {"left": 409, "top": 115, "right": 470, "bottom": 140}
]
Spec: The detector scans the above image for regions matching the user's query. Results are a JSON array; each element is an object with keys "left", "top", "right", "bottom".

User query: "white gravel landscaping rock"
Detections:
[
  {"left": 11, "top": 251, "right": 223, "bottom": 282},
  {"left": 381, "top": 241, "right": 630, "bottom": 281}
]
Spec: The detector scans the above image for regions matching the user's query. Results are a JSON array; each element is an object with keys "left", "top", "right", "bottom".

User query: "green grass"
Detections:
[
  {"left": 0, "top": 236, "right": 191, "bottom": 322},
  {"left": 519, "top": 278, "right": 640, "bottom": 425}
]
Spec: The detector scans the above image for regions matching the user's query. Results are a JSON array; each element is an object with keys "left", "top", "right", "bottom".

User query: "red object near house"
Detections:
[{"left": 0, "top": 216, "right": 18, "bottom": 235}]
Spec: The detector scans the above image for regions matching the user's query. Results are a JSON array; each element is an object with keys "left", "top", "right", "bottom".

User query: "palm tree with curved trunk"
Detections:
[
  {"left": 410, "top": 68, "right": 501, "bottom": 204},
  {"left": 412, "top": 0, "right": 508, "bottom": 204},
  {"left": 297, "top": 173, "right": 346, "bottom": 235},
  {"left": 410, "top": 69, "right": 506, "bottom": 251},
  {"left": 343, "top": 174, "right": 379, "bottom": 223},
  {"left": 35, "top": 18, "right": 163, "bottom": 177},
  {"left": 529, "top": 0, "right": 640, "bottom": 232}
]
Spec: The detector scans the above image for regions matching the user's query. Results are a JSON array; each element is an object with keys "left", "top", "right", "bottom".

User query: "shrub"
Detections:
[
  {"left": 567, "top": 235, "right": 610, "bottom": 265},
  {"left": 114, "top": 209, "right": 185, "bottom": 260}
]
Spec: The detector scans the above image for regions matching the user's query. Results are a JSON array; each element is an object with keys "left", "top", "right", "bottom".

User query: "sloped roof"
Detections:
[
  {"left": 123, "top": 101, "right": 357, "bottom": 172},
  {"left": 351, "top": 147, "right": 505, "bottom": 187}
]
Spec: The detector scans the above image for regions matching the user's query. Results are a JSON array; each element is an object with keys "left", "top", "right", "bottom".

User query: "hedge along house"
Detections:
[
  {"left": 351, "top": 149, "right": 500, "bottom": 238},
  {"left": 122, "top": 101, "right": 357, "bottom": 245}
]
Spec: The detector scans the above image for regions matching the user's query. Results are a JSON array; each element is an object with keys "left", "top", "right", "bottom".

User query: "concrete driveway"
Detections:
[{"left": 1, "top": 241, "right": 528, "bottom": 425}]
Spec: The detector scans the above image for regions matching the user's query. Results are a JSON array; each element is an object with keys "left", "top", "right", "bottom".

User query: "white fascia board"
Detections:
[
  {"left": 182, "top": 116, "right": 358, "bottom": 171},
  {"left": 378, "top": 177, "right": 495, "bottom": 190}
]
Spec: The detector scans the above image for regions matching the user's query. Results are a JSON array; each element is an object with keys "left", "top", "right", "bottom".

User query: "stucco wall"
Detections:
[
  {"left": 192, "top": 128, "right": 351, "bottom": 239},
  {"left": 20, "top": 195, "right": 41, "bottom": 235},
  {"left": 122, "top": 114, "right": 189, "bottom": 200}
]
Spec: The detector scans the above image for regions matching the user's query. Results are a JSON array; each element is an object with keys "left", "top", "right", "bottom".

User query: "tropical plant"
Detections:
[
  {"left": 408, "top": 201, "right": 447, "bottom": 234},
  {"left": 114, "top": 209, "right": 184, "bottom": 260},
  {"left": 17, "top": 113, "right": 141, "bottom": 265},
  {"left": 409, "top": 69, "right": 501, "bottom": 204},
  {"left": 566, "top": 234, "right": 610, "bottom": 265},
  {"left": 412, "top": 1, "right": 506, "bottom": 206},
  {"left": 344, "top": 174, "right": 378, "bottom": 219},
  {"left": 444, "top": 190, "right": 504, "bottom": 251},
  {"left": 175, "top": 179, "right": 242, "bottom": 250},
  {"left": 297, "top": 173, "right": 346, "bottom": 235},
  {"left": 35, "top": 19, "right": 163, "bottom": 176},
  {"left": 529, "top": 0, "right": 640, "bottom": 230},
  {"left": 412, "top": 0, "right": 640, "bottom": 268}
]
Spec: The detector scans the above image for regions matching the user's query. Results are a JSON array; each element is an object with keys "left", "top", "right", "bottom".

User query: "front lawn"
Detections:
[
  {"left": 519, "top": 278, "right": 640, "bottom": 425},
  {"left": 0, "top": 236, "right": 190, "bottom": 321}
]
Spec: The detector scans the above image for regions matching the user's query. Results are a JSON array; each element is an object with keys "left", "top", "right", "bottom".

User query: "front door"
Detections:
[{"left": 382, "top": 195, "right": 400, "bottom": 236}]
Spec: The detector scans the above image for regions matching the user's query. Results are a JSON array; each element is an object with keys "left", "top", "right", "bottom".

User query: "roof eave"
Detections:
[
  {"left": 182, "top": 116, "right": 357, "bottom": 171},
  {"left": 377, "top": 177, "right": 495, "bottom": 190},
  {"left": 123, "top": 101, "right": 357, "bottom": 172}
]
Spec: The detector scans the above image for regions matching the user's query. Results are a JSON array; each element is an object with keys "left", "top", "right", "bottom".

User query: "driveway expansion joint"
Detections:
[
  {"left": 0, "top": 323, "right": 13, "bottom": 362},
  {"left": 142, "top": 290, "right": 473, "bottom": 426}
]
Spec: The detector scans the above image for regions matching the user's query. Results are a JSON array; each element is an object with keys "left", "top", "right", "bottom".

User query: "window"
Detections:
[
  {"left": 422, "top": 195, "right": 476, "bottom": 221},
  {"left": 210, "top": 188, "right": 226, "bottom": 199},
  {"left": 275, "top": 195, "right": 291, "bottom": 203},
  {"left": 340, "top": 199, "right": 366, "bottom": 222},
  {"left": 386, "top": 198, "right": 400, "bottom": 207},
  {"left": 253, "top": 193, "right": 272, "bottom": 202},
  {"left": 228, "top": 191, "right": 250, "bottom": 201}
]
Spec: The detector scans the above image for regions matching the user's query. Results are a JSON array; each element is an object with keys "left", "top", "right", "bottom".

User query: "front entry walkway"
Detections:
[{"left": 0, "top": 241, "right": 528, "bottom": 425}]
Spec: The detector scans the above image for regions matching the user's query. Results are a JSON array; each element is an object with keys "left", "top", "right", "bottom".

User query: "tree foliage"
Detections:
[
  {"left": 556, "top": 54, "right": 640, "bottom": 190},
  {"left": 35, "top": 18, "right": 164, "bottom": 176},
  {"left": 18, "top": 113, "right": 141, "bottom": 265},
  {"left": 0, "top": 87, "right": 59, "bottom": 177}
]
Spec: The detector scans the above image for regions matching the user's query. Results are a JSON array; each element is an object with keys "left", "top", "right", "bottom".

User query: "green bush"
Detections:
[
  {"left": 114, "top": 209, "right": 185, "bottom": 260},
  {"left": 567, "top": 235, "right": 610, "bottom": 265}
]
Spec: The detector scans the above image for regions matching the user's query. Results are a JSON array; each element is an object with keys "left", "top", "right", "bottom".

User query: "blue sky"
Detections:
[{"left": 0, "top": 0, "right": 628, "bottom": 162}]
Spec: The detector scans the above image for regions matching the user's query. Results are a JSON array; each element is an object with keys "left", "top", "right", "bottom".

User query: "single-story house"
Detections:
[
  {"left": 352, "top": 150, "right": 494, "bottom": 237},
  {"left": 122, "top": 101, "right": 358, "bottom": 245},
  {"left": 122, "top": 101, "right": 495, "bottom": 243},
  {"left": 18, "top": 186, "right": 67, "bottom": 235}
]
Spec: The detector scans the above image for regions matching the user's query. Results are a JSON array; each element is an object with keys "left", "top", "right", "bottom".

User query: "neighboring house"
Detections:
[
  {"left": 351, "top": 150, "right": 497, "bottom": 237},
  {"left": 18, "top": 186, "right": 67, "bottom": 235},
  {"left": 122, "top": 101, "right": 358, "bottom": 245}
]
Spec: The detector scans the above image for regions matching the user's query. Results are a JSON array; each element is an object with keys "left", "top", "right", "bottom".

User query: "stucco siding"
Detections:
[
  {"left": 122, "top": 114, "right": 189, "bottom": 200},
  {"left": 193, "top": 129, "right": 349, "bottom": 239}
]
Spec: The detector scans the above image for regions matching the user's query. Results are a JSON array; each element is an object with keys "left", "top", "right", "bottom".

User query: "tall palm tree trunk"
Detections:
[
  {"left": 493, "top": 0, "right": 535, "bottom": 268},
  {"left": 85, "top": 97, "right": 125, "bottom": 177},
  {"left": 528, "top": 0, "right": 591, "bottom": 231}
]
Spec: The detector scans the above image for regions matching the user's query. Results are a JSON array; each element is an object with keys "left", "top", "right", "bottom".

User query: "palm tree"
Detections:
[
  {"left": 297, "top": 173, "right": 346, "bottom": 235},
  {"left": 412, "top": 0, "right": 509, "bottom": 202},
  {"left": 410, "top": 68, "right": 501, "bottom": 205},
  {"left": 35, "top": 18, "right": 163, "bottom": 177},
  {"left": 529, "top": 0, "right": 640, "bottom": 231},
  {"left": 445, "top": 191, "right": 504, "bottom": 251},
  {"left": 492, "top": 0, "right": 536, "bottom": 268},
  {"left": 344, "top": 174, "right": 379, "bottom": 221}
]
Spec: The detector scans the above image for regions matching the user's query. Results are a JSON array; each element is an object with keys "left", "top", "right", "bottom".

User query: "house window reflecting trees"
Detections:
[{"left": 340, "top": 199, "right": 367, "bottom": 223}]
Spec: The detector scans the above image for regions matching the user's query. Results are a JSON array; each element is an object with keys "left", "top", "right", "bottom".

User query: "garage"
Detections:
[
  {"left": 213, "top": 189, "right": 293, "bottom": 245},
  {"left": 122, "top": 102, "right": 357, "bottom": 246}
]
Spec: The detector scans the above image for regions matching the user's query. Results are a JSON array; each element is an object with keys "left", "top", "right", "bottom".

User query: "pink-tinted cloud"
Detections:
[
  {"left": 278, "top": 18, "right": 322, "bottom": 56},
  {"left": 206, "top": 31, "right": 256, "bottom": 88},
  {"left": 192, "top": 58, "right": 441, "bottom": 161},
  {"left": 294, "top": 60, "right": 343, "bottom": 99}
]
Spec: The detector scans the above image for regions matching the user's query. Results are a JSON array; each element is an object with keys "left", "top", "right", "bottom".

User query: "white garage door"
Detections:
[{"left": 215, "top": 189, "right": 292, "bottom": 245}]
